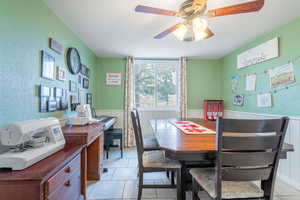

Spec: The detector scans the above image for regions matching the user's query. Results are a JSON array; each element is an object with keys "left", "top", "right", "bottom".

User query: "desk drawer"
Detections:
[
  {"left": 46, "top": 154, "right": 80, "bottom": 195},
  {"left": 48, "top": 170, "right": 81, "bottom": 200}
]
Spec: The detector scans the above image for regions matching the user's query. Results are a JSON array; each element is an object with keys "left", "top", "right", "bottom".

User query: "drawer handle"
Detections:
[
  {"left": 64, "top": 167, "right": 71, "bottom": 173},
  {"left": 64, "top": 180, "right": 71, "bottom": 187}
]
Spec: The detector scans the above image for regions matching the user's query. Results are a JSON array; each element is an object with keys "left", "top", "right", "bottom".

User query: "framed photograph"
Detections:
[
  {"left": 83, "top": 78, "right": 89, "bottom": 89},
  {"left": 55, "top": 87, "right": 63, "bottom": 97},
  {"left": 80, "top": 64, "right": 90, "bottom": 77},
  {"left": 57, "top": 67, "right": 66, "bottom": 81},
  {"left": 78, "top": 75, "right": 82, "bottom": 84},
  {"left": 40, "top": 97, "right": 48, "bottom": 113},
  {"left": 49, "top": 38, "right": 63, "bottom": 54},
  {"left": 69, "top": 80, "right": 77, "bottom": 93},
  {"left": 40, "top": 85, "right": 51, "bottom": 97},
  {"left": 106, "top": 72, "right": 122, "bottom": 86},
  {"left": 41, "top": 51, "right": 55, "bottom": 80},
  {"left": 233, "top": 94, "right": 244, "bottom": 106},
  {"left": 86, "top": 93, "right": 92, "bottom": 105}
]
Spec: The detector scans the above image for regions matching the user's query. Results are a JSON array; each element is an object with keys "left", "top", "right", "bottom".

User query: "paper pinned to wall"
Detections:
[
  {"left": 257, "top": 93, "right": 272, "bottom": 107},
  {"left": 269, "top": 63, "right": 295, "bottom": 88},
  {"left": 246, "top": 74, "right": 256, "bottom": 91},
  {"left": 231, "top": 76, "right": 238, "bottom": 91}
]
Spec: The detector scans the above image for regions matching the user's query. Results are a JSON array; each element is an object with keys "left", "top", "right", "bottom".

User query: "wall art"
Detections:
[
  {"left": 269, "top": 63, "right": 295, "bottom": 88},
  {"left": 49, "top": 38, "right": 63, "bottom": 54},
  {"left": 106, "top": 72, "right": 122, "bottom": 86},
  {"left": 57, "top": 66, "right": 66, "bottom": 81},
  {"left": 41, "top": 51, "right": 55, "bottom": 80},
  {"left": 233, "top": 94, "right": 244, "bottom": 106}
]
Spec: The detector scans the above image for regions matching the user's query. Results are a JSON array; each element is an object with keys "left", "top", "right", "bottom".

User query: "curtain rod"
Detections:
[{"left": 134, "top": 58, "right": 180, "bottom": 61}]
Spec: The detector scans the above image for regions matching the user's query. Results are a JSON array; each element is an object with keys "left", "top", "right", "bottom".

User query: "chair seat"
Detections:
[
  {"left": 190, "top": 168, "right": 264, "bottom": 199},
  {"left": 143, "top": 150, "right": 181, "bottom": 169},
  {"left": 143, "top": 135, "right": 160, "bottom": 150}
]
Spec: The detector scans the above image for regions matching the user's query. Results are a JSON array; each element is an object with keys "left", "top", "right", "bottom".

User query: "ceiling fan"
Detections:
[{"left": 135, "top": 0, "right": 265, "bottom": 41}]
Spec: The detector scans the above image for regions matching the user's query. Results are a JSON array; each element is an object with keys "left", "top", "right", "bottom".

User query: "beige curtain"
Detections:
[
  {"left": 123, "top": 56, "right": 135, "bottom": 147},
  {"left": 180, "top": 57, "right": 188, "bottom": 120}
]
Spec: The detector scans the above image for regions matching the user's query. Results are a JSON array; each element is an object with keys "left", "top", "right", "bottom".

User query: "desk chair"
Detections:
[
  {"left": 190, "top": 117, "right": 289, "bottom": 200},
  {"left": 131, "top": 111, "right": 182, "bottom": 200}
]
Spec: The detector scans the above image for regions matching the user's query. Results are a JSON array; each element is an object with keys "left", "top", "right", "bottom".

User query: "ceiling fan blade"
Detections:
[
  {"left": 154, "top": 23, "right": 183, "bottom": 39},
  {"left": 135, "top": 5, "right": 178, "bottom": 16},
  {"left": 208, "top": 0, "right": 265, "bottom": 18}
]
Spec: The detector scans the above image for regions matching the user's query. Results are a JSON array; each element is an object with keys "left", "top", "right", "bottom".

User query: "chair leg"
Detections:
[
  {"left": 138, "top": 170, "right": 143, "bottom": 200},
  {"left": 171, "top": 171, "right": 175, "bottom": 186},
  {"left": 120, "top": 137, "right": 123, "bottom": 158},
  {"left": 176, "top": 169, "right": 182, "bottom": 200},
  {"left": 192, "top": 177, "right": 200, "bottom": 200},
  {"left": 166, "top": 171, "right": 170, "bottom": 179}
]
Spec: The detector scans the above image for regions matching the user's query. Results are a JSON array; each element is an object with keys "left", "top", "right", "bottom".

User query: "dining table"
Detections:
[{"left": 150, "top": 118, "right": 294, "bottom": 200}]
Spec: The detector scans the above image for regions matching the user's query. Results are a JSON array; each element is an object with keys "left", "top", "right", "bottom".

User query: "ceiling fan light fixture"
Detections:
[{"left": 173, "top": 24, "right": 188, "bottom": 41}]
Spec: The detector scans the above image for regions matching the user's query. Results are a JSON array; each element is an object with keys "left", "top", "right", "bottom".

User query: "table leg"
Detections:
[{"left": 180, "top": 161, "right": 186, "bottom": 200}]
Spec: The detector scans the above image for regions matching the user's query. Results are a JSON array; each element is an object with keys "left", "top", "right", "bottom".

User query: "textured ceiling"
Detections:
[{"left": 43, "top": 0, "right": 300, "bottom": 58}]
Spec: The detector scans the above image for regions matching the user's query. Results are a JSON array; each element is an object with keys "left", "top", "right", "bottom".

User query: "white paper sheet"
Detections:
[
  {"left": 246, "top": 74, "right": 256, "bottom": 91},
  {"left": 257, "top": 93, "right": 272, "bottom": 107}
]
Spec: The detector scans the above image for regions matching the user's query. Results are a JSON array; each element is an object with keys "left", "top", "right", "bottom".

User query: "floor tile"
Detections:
[
  {"left": 88, "top": 181, "right": 125, "bottom": 199},
  {"left": 112, "top": 167, "right": 138, "bottom": 180}
]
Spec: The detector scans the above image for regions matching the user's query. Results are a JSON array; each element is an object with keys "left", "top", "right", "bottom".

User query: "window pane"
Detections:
[
  {"left": 134, "top": 63, "right": 155, "bottom": 108},
  {"left": 157, "top": 64, "right": 178, "bottom": 107}
]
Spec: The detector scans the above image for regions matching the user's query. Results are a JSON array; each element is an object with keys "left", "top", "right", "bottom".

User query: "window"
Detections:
[{"left": 134, "top": 60, "right": 180, "bottom": 110}]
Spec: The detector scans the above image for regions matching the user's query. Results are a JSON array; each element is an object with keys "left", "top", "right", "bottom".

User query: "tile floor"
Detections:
[{"left": 87, "top": 148, "right": 300, "bottom": 200}]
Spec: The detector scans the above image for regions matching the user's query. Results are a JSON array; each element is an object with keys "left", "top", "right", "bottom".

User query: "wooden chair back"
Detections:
[
  {"left": 131, "top": 110, "right": 144, "bottom": 168},
  {"left": 215, "top": 117, "right": 289, "bottom": 200}
]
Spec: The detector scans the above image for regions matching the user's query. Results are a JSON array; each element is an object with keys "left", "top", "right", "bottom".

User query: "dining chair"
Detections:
[
  {"left": 133, "top": 109, "right": 160, "bottom": 151},
  {"left": 190, "top": 117, "right": 289, "bottom": 200},
  {"left": 131, "top": 111, "right": 182, "bottom": 200},
  {"left": 133, "top": 109, "right": 176, "bottom": 185}
]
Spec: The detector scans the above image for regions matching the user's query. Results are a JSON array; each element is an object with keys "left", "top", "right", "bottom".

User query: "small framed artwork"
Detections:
[
  {"left": 40, "top": 85, "right": 51, "bottom": 97},
  {"left": 86, "top": 93, "right": 92, "bottom": 105},
  {"left": 233, "top": 94, "right": 244, "bottom": 106},
  {"left": 80, "top": 64, "right": 90, "bottom": 77},
  {"left": 49, "top": 38, "right": 63, "bottom": 54},
  {"left": 69, "top": 80, "right": 77, "bottom": 93},
  {"left": 257, "top": 93, "right": 272, "bottom": 107},
  {"left": 57, "top": 67, "right": 66, "bottom": 81},
  {"left": 83, "top": 78, "right": 89, "bottom": 89},
  {"left": 78, "top": 75, "right": 82, "bottom": 84},
  {"left": 40, "top": 97, "right": 48, "bottom": 113},
  {"left": 106, "top": 72, "right": 122, "bottom": 86},
  {"left": 41, "top": 51, "right": 55, "bottom": 80}
]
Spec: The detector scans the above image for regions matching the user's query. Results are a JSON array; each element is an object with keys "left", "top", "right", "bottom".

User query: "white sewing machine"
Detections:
[
  {"left": 0, "top": 118, "right": 65, "bottom": 170},
  {"left": 70, "top": 104, "right": 99, "bottom": 125}
]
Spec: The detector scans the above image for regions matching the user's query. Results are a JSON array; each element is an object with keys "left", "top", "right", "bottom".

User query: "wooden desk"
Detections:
[
  {"left": 150, "top": 118, "right": 294, "bottom": 199},
  {"left": 62, "top": 123, "right": 104, "bottom": 199},
  {"left": 0, "top": 145, "right": 84, "bottom": 200}
]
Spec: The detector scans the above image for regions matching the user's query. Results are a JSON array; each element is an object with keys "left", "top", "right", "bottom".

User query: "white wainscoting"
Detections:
[{"left": 225, "top": 110, "right": 300, "bottom": 191}]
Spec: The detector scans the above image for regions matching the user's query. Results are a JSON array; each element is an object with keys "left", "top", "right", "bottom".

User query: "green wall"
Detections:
[
  {"left": 0, "top": 0, "right": 97, "bottom": 126},
  {"left": 94, "top": 58, "right": 126, "bottom": 110},
  {"left": 93, "top": 58, "right": 222, "bottom": 110},
  {"left": 187, "top": 59, "right": 222, "bottom": 109},
  {"left": 221, "top": 16, "right": 300, "bottom": 117}
]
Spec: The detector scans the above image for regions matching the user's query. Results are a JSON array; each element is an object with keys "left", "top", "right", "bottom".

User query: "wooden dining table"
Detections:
[{"left": 150, "top": 118, "right": 294, "bottom": 199}]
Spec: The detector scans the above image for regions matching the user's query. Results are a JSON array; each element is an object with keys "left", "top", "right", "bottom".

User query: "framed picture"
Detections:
[
  {"left": 86, "top": 93, "right": 92, "bottom": 105},
  {"left": 41, "top": 51, "right": 55, "bottom": 80},
  {"left": 80, "top": 64, "right": 90, "bottom": 77},
  {"left": 233, "top": 94, "right": 244, "bottom": 106},
  {"left": 106, "top": 72, "right": 122, "bottom": 86},
  {"left": 78, "top": 75, "right": 82, "bottom": 84},
  {"left": 83, "top": 78, "right": 89, "bottom": 89},
  {"left": 49, "top": 38, "right": 63, "bottom": 54},
  {"left": 40, "top": 97, "right": 48, "bottom": 113},
  {"left": 57, "top": 67, "right": 66, "bottom": 81},
  {"left": 69, "top": 80, "right": 77, "bottom": 93},
  {"left": 40, "top": 85, "right": 51, "bottom": 97}
]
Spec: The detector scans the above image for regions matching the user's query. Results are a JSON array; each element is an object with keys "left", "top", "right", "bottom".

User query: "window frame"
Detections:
[{"left": 133, "top": 59, "right": 181, "bottom": 111}]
